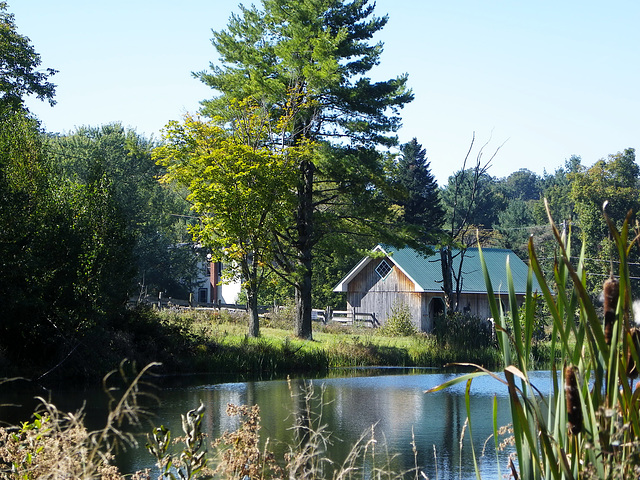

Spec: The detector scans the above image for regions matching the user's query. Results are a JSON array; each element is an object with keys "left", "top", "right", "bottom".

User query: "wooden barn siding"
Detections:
[
  {"left": 457, "top": 293, "right": 520, "bottom": 319},
  {"left": 346, "top": 258, "right": 423, "bottom": 329}
]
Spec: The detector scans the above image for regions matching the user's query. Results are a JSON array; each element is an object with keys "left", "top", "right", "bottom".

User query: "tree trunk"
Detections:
[
  {"left": 242, "top": 258, "right": 260, "bottom": 338},
  {"left": 246, "top": 285, "right": 260, "bottom": 338},
  {"left": 440, "top": 247, "right": 453, "bottom": 313},
  {"left": 294, "top": 159, "right": 314, "bottom": 340}
]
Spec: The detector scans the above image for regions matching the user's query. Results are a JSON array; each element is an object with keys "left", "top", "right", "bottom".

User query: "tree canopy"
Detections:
[
  {"left": 0, "top": 1, "right": 56, "bottom": 110},
  {"left": 49, "top": 124, "right": 198, "bottom": 299}
]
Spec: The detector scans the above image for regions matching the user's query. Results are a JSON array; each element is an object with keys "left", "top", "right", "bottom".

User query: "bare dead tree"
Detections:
[{"left": 440, "top": 132, "right": 505, "bottom": 312}]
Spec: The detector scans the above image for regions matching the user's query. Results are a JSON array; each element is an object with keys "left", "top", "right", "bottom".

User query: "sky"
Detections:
[{"left": 12, "top": 0, "right": 640, "bottom": 186}]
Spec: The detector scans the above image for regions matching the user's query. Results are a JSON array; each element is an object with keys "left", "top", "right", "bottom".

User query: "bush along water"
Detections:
[{"left": 428, "top": 202, "right": 640, "bottom": 479}]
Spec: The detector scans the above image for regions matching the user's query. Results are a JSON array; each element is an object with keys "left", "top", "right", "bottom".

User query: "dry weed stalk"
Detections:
[
  {"left": 0, "top": 360, "right": 157, "bottom": 479},
  {"left": 211, "top": 403, "right": 281, "bottom": 479}
]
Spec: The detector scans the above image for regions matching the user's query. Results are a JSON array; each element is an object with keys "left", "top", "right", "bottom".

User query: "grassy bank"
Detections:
[
  {"left": 153, "top": 307, "right": 504, "bottom": 375},
  {"left": 1, "top": 305, "right": 510, "bottom": 383}
]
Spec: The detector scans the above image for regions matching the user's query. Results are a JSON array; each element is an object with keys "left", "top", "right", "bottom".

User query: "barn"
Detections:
[{"left": 333, "top": 244, "right": 537, "bottom": 332}]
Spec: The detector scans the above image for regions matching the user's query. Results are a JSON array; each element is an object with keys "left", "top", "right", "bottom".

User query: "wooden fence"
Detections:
[
  {"left": 312, "top": 307, "right": 379, "bottom": 328},
  {"left": 134, "top": 295, "right": 378, "bottom": 327}
]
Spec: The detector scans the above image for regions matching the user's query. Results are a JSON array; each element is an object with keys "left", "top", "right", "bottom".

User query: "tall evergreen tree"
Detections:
[
  {"left": 196, "top": 0, "right": 413, "bottom": 338},
  {"left": 395, "top": 138, "right": 444, "bottom": 243}
]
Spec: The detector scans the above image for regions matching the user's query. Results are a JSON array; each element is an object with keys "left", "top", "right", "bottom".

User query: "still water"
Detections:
[{"left": 1, "top": 368, "right": 556, "bottom": 479}]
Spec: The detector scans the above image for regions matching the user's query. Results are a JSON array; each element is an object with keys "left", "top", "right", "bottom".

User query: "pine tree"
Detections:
[
  {"left": 395, "top": 138, "right": 444, "bottom": 243},
  {"left": 196, "top": 0, "right": 413, "bottom": 338}
]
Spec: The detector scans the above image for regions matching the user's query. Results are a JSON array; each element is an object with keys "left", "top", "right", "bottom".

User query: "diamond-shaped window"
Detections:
[{"left": 375, "top": 259, "right": 392, "bottom": 279}]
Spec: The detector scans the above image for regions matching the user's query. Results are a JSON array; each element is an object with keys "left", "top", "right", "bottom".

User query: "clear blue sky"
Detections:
[{"left": 13, "top": 0, "right": 640, "bottom": 186}]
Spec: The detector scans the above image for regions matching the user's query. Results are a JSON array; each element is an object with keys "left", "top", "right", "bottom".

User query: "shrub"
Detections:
[
  {"left": 378, "top": 302, "right": 417, "bottom": 337},
  {"left": 432, "top": 311, "right": 494, "bottom": 350}
]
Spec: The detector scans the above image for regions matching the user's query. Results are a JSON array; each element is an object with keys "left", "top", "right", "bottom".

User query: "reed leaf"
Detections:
[
  {"left": 464, "top": 379, "right": 482, "bottom": 480},
  {"left": 492, "top": 395, "right": 502, "bottom": 480},
  {"left": 477, "top": 237, "right": 511, "bottom": 366},
  {"left": 507, "top": 256, "right": 526, "bottom": 373}
]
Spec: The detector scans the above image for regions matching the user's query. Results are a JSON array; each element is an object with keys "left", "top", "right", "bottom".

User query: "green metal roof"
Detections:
[{"left": 379, "top": 245, "right": 538, "bottom": 295}]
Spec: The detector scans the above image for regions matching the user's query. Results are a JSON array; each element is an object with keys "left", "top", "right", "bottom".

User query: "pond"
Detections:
[{"left": 1, "top": 368, "right": 557, "bottom": 479}]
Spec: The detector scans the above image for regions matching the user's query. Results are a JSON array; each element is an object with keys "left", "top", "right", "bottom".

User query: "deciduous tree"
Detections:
[
  {"left": 569, "top": 148, "right": 640, "bottom": 292},
  {"left": 0, "top": 2, "right": 56, "bottom": 110},
  {"left": 48, "top": 124, "right": 197, "bottom": 299},
  {"left": 155, "top": 101, "right": 300, "bottom": 337},
  {"left": 0, "top": 109, "right": 135, "bottom": 365},
  {"left": 439, "top": 134, "right": 504, "bottom": 312}
]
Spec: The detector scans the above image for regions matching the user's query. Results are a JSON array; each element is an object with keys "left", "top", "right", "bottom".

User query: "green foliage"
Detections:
[
  {"left": 155, "top": 100, "right": 303, "bottom": 337},
  {"left": 393, "top": 137, "right": 445, "bottom": 243},
  {"left": 49, "top": 123, "right": 197, "bottom": 299},
  {"left": 432, "top": 312, "right": 494, "bottom": 350},
  {"left": 496, "top": 198, "right": 536, "bottom": 257},
  {"left": 500, "top": 168, "right": 542, "bottom": 202},
  {"left": 0, "top": 2, "right": 56, "bottom": 110},
  {"left": 0, "top": 109, "right": 136, "bottom": 366},
  {"left": 568, "top": 148, "right": 640, "bottom": 293},
  {"left": 378, "top": 302, "right": 417, "bottom": 337},
  {"left": 197, "top": 0, "right": 412, "bottom": 146},
  {"left": 441, "top": 167, "right": 505, "bottom": 232},
  {"left": 147, "top": 403, "right": 208, "bottom": 480},
  {"left": 196, "top": 0, "right": 416, "bottom": 340}
]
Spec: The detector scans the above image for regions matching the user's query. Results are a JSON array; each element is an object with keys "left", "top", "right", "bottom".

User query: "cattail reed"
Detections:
[
  {"left": 603, "top": 276, "right": 619, "bottom": 345},
  {"left": 627, "top": 327, "right": 640, "bottom": 379},
  {"left": 565, "top": 365, "right": 583, "bottom": 435}
]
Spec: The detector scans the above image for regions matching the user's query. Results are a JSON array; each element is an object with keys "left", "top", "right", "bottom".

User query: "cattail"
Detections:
[
  {"left": 603, "top": 276, "right": 619, "bottom": 345},
  {"left": 628, "top": 327, "right": 640, "bottom": 379},
  {"left": 565, "top": 365, "right": 583, "bottom": 435}
]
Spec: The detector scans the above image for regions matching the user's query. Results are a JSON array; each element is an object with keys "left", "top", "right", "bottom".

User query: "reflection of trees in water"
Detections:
[
  {"left": 435, "top": 392, "right": 464, "bottom": 478},
  {"left": 417, "top": 392, "right": 508, "bottom": 479},
  {"left": 109, "top": 374, "right": 518, "bottom": 476}
]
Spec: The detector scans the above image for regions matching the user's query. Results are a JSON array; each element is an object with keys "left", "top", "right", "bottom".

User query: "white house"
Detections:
[{"left": 192, "top": 260, "right": 242, "bottom": 305}]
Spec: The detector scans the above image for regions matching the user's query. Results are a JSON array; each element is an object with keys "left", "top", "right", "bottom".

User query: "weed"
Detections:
[
  {"left": 147, "top": 402, "right": 210, "bottom": 480},
  {"left": 0, "top": 361, "right": 158, "bottom": 479}
]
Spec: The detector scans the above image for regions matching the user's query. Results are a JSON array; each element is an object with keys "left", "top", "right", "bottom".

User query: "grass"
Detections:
[
  {"left": 150, "top": 307, "right": 503, "bottom": 377},
  {"left": 0, "top": 295, "right": 506, "bottom": 384}
]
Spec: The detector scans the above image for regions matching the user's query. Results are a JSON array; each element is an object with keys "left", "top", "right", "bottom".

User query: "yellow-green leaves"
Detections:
[{"left": 154, "top": 109, "right": 299, "bottom": 262}]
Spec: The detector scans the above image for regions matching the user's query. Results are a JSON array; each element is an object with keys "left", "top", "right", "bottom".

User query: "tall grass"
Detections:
[{"left": 428, "top": 202, "right": 640, "bottom": 479}]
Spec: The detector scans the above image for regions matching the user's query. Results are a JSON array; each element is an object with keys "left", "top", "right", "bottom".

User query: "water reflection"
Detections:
[{"left": 1, "top": 369, "right": 556, "bottom": 479}]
